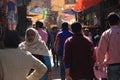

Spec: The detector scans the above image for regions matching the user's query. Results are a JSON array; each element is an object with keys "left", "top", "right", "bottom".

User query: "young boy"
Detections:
[{"left": 6, "top": 0, "right": 17, "bottom": 30}]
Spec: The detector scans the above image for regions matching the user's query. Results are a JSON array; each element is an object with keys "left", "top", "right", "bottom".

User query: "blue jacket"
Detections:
[
  {"left": 58, "top": 30, "right": 73, "bottom": 56},
  {"left": 7, "top": 1, "right": 16, "bottom": 12}
]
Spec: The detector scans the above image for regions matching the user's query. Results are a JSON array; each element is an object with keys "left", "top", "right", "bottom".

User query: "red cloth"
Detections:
[{"left": 74, "top": 0, "right": 101, "bottom": 12}]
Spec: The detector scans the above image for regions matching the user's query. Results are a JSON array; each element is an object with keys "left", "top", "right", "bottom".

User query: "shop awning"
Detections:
[{"left": 74, "top": 0, "right": 101, "bottom": 12}]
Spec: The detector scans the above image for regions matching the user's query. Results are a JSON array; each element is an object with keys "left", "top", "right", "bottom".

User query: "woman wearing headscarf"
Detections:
[{"left": 19, "top": 28, "right": 52, "bottom": 80}]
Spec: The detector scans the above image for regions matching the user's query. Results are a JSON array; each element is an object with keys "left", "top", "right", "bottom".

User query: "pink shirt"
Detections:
[
  {"left": 38, "top": 28, "right": 48, "bottom": 43},
  {"left": 97, "top": 26, "right": 120, "bottom": 64}
]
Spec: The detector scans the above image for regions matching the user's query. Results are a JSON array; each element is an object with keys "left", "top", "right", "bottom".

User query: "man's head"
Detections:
[
  {"left": 71, "top": 22, "right": 82, "bottom": 33},
  {"left": 83, "top": 28, "right": 90, "bottom": 36},
  {"left": 52, "top": 26, "right": 58, "bottom": 32},
  {"left": 35, "top": 21, "right": 43, "bottom": 29},
  {"left": 61, "top": 22, "right": 69, "bottom": 30},
  {"left": 4, "top": 30, "right": 20, "bottom": 48},
  {"left": 107, "top": 12, "right": 120, "bottom": 26}
]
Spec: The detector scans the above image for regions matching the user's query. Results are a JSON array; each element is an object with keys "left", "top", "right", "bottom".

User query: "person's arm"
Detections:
[
  {"left": 91, "top": 44, "right": 97, "bottom": 67},
  {"left": 97, "top": 32, "right": 109, "bottom": 71},
  {"left": 15, "top": 3, "right": 17, "bottom": 14},
  {"left": 64, "top": 38, "right": 72, "bottom": 80},
  {"left": 54, "top": 34, "right": 60, "bottom": 53},
  {"left": 65, "top": 68, "right": 72, "bottom": 80},
  {"left": 6, "top": 3, "right": 8, "bottom": 15},
  {"left": 46, "top": 31, "right": 51, "bottom": 50},
  {"left": 27, "top": 53, "right": 47, "bottom": 80}
]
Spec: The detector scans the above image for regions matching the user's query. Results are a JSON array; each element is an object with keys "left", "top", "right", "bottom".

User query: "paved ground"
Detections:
[
  {"left": 49, "top": 50, "right": 61, "bottom": 80},
  {"left": 52, "top": 66, "right": 61, "bottom": 80}
]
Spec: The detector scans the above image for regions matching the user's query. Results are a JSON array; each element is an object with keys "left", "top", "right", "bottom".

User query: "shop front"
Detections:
[{"left": 75, "top": 0, "right": 120, "bottom": 32}]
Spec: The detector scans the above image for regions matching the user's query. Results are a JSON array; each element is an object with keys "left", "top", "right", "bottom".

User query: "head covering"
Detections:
[
  {"left": 19, "top": 28, "right": 50, "bottom": 56},
  {"left": 25, "top": 28, "right": 42, "bottom": 46}
]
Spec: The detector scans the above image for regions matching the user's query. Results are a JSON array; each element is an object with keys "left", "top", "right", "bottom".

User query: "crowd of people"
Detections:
[{"left": 0, "top": 12, "right": 120, "bottom": 80}]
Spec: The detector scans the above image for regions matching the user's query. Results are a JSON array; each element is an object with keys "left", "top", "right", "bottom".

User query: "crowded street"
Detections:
[{"left": 0, "top": 0, "right": 120, "bottom": 80}]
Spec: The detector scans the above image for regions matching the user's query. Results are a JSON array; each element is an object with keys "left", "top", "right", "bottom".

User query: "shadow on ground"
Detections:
[{"left": 52, "top": 66, "right": 61, "bottom": 80}]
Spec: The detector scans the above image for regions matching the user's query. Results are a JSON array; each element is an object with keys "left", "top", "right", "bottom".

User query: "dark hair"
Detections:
[
  {"left": 71, "top": 22, "right": 82, "bottom": 33},
  {"left": 4, "top": 30, "right": 20, "bottom": 48},
  {"left": 107, "top": 12, "right": 120, "bottom": 25},
  {"left": 36, "top": 21, "right": 43, "bottom": 28},
  {"left": 52, "top": 26, "right": 57, "bottom": 30},
  {"left": 61, "top": 22, "right": 69, "bottom": 30}
]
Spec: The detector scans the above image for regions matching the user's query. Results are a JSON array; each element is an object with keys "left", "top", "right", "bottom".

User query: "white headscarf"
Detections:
[{"left": 19, "top": 28, "right": 50, "bottom": 56}]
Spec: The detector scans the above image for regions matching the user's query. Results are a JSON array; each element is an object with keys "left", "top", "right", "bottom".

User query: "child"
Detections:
[{"left": 6, "top": 0, "right": 17, "bottom": 30}]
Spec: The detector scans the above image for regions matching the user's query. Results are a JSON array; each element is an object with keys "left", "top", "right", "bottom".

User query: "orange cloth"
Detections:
[{"left": 74, "top": 0, "right": 101, "bottom": 12}]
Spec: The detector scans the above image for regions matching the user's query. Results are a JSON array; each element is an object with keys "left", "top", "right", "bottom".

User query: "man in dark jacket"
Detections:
[
  {"left": 64, "top": 22, "right": 96, "bottom": 80},
  {"left": 54, "top": 22, "right": 73, "bottom": 80}
]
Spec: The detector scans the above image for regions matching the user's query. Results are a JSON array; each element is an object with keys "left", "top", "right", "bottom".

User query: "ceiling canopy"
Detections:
[{"left": 74, "top": 0, "right": 101, "bottom": 12}]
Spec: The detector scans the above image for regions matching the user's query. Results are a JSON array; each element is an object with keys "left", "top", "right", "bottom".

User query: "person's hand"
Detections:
[
  {"left": 66, "top": 75, "right": 72, "bottom": 80},
  {"left": 103, "top": 60, "right": 107, "bottom": 67},
  {"left": 97, "top": 60, "right": 107, "bottom": 71},
  {"left": 97, "top": 62, "right": 105, "bottom": 72}
]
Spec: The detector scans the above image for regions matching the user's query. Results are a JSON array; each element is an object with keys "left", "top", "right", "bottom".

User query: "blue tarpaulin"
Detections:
[
  {"left": 29, "top": 7, "right": 44, "bottom": 15},
  {"left": 63, "top": 9, "right": 75, "bottom": 15}
]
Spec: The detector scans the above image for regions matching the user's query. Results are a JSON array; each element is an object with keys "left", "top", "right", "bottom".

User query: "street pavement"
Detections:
[
  {"left": 49, "top": 50, "right": 61, "bottom": 80},
  {"left": 52, "top": 66, "right": 61, "bottom": 80}
]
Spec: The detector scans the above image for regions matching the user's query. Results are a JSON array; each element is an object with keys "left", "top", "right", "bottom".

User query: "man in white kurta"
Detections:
[{"left": 0, "top": 30, "right": 47, "bottom": 80}]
